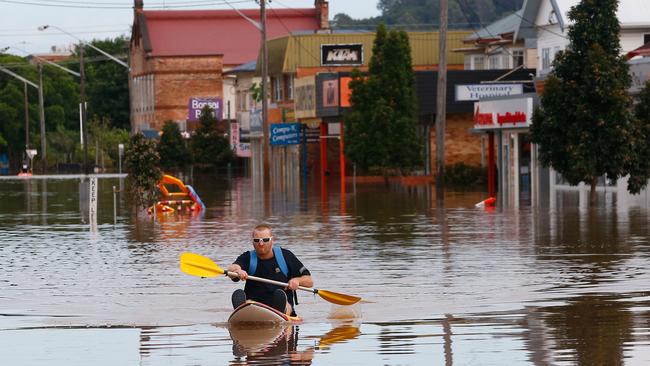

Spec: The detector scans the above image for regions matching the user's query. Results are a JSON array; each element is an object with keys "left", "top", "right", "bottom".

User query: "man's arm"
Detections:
[{"left": 287, "top": 274, "right": 313, "bottom": 290}]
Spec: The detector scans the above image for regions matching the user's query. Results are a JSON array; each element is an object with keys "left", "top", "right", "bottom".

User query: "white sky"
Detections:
[{"left": 0, "top": 0, "right": 381, "bottom": 55}]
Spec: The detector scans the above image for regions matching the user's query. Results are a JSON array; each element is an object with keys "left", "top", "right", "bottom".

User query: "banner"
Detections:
[
  {"left": 250, "top": 107, "right": 263, "bottom": 137},
  {"left": 188, "top": 97, "right": 222, "bottom": 121},
  {"left": 270, "top": 123, "right": 301, "bottom": 146}
]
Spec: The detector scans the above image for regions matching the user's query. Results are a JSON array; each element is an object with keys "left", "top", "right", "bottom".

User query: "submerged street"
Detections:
[{"left": 1, "top": 175, "right": 649, "bottom": 365}]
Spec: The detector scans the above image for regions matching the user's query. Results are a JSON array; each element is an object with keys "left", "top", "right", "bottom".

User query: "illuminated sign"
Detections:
[
  {"left": 473, "top": 97, "right": 533, "bottom": 129},
  {"left": 321, "top": 44, "right": 364, "bottom": 66}
]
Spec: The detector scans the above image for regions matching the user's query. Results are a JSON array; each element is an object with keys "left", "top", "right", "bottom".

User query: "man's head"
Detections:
[{"left": 252, "top": 224, "right": 273, "bottom": 259}]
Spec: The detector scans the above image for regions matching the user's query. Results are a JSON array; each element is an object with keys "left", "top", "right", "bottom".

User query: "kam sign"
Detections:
[
  {"left": 188, "top": 97, "right": 222, "bottom": 121},
  {"left": 455, "top": 84, "right": 523, "bottom": 101},
  {"left": 473, "top": 97, "right": 533, "bottom": 130},
  {"left": 321, "top": 44, "right": 363, "bottom": 66},
  {"left": 270, "top": 123, "right": 301, "bottom": 146}
]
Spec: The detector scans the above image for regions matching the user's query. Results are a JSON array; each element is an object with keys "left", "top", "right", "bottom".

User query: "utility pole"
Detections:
[
  {"left": 38, "top": 63, "right": 46, "bottom": 173},
  {"left": 80, "top": 42, "right": 89, "bottom": 175},
  {"left": 435, "top": 0, "right": 448, "bottom": 200},
  {"left": 260, "top": 0, "right": 269, "bottom": 183},
  {"left": 24, "top": 82, "right": 29, "bottom": 151}
]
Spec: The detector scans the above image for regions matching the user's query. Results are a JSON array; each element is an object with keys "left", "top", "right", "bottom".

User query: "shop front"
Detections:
[{"left": 473, "top": 94, "right": 543, "bottom": 207}]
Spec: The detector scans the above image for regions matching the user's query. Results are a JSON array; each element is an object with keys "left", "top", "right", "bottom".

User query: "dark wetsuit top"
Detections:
[{"left": 232, "top": 247, "right": 310, "bottom": 312}]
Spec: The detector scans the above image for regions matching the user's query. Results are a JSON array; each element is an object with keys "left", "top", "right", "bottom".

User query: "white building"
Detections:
[{"left": 472, "top": 0, "right": 650, "bottom": 208}]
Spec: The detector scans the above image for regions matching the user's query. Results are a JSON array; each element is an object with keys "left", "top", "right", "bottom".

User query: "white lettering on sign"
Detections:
[
  {"left": 191, "top": 99, "right": 219, "bottom": 110},
  {"left": 327, "top": 49, "right": 360, "bottom": 62}
]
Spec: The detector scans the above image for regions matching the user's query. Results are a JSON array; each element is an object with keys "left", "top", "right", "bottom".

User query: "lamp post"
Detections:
[{"left": 38, "top": 25, "right": 129, "bottom": 174}]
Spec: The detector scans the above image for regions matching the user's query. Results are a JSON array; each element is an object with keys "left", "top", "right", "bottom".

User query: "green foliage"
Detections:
[
  {"left": 158, "top": 120, "right": 191, "bottom": 171},
  {"left": 530, "top": 0, "right": 641, "bottom": 196},
  {"left": 249, "top": 82, "right": 263, "bottom": 103},
  {"left": 345, "top": 24, "right": 422, "bottom": 174},
  {"left": 445, "top": 162, "right": 487, "bottom": 187},
  {"left": 626, "top": 81, "right": 650, "bottom": 193},
  {"left": 124, "top": 133, "right": 162, "bottom": 210},
  {"left": 191, "top": 105, "right": 233, "bottom": 168},
  {"left": 333, "top": 0, "right": 523, "bottom": 29},
  {"left": 78, "top": 36, "right": 130, "bottom": 130}
]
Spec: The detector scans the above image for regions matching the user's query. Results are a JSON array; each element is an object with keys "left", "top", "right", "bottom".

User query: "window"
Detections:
[
  {"left": 273, "top": 77, "right": 282, "bottom": 101},
  {"left": 286, "top": 74, "right": 294, "bottom": 100},
  {"left": 541, "top": 48, "right": 551, "bottom": 70},
  {"left": 488, "top": 55, "right": 501, "bottom": 69},
  {"left": 512, "top": 49, "right": 524, "bottom": 68},
  {"left": 473, "top": 55, "right": 485, "bottom": 70},
  {"left": 644, "top": 34, "right": 650, "bottom": 45}
]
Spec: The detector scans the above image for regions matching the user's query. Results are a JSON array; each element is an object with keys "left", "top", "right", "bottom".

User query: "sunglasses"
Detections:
[{"left": 253, "top": 237, "right": 272, "bottom": 243}]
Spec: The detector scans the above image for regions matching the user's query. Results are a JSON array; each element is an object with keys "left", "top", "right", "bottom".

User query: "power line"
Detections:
[{"left": 0, "top": 0, "right": 254, "bottom": 9}]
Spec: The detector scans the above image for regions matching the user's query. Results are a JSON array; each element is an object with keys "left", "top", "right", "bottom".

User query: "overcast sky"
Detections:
[{"left": 0, "top": 0, "right": 381, "bottom": 55}]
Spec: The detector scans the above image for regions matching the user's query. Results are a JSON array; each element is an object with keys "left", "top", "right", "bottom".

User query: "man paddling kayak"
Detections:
[{"left": 227, "top": 224, "right": 313, "bottom": 316}]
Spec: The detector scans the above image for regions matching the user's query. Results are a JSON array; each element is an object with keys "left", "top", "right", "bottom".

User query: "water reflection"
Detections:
[{"left": 2, "top": 175, "right": 650, "bottom": 365}]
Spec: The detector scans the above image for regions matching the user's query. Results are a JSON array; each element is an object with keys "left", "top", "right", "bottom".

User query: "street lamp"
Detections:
[
  {"left": 38, "top": 24, "right": 130, "bottom": 174},
  {"left": 38, "top": 25, "right": 130, "bottom": 70}
]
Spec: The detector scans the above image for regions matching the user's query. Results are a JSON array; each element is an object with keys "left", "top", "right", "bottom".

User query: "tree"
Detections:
[
  {"left": 124, "top": 133, "right": 162, "bottom": 211},
  {"left": 625, "top": 81, "right": 650, "bottom": 193},
  {"left": 191, "top": 105, "right": 233, "bottom": 168},
  {"left": 530, "top": 0, "right": 638, "bottom": 204},
  {"left": 82, "top": 36, "right": 130, "bottom": 130},
  {"left": 344, "top": 24, "right": 422, "bottom": 176},
  {"left": 158, "top": 120, "right": 191, "bottom": 171}
]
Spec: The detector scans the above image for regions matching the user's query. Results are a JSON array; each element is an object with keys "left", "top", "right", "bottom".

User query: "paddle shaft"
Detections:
[{"left": 225, "top": 270, "right": 318, "bottom": 294}]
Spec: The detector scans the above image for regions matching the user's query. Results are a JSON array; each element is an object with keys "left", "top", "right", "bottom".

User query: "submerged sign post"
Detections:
[
  {"left": 270, "top": 123, "right": 301, "bottom": 146},
  {"left": 188, "top": 97, "right": 222, "bottom": 121}
]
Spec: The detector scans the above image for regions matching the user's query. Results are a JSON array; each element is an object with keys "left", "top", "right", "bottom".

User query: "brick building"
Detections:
[{"left": 128, "top": 0, "right": 328, "bottom": 133}]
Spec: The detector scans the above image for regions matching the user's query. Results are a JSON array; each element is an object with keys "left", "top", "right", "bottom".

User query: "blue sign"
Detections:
[{"left": 270, "top": 123, "right": 301, "bottom": 146}]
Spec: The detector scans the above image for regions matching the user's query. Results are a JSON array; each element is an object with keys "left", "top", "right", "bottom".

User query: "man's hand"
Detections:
[
  {"left": 287, "top": 278, "right": 300, "bottom": 291},
  {"left": 235, "top": 269, "right": 248, "bottom": 281}
]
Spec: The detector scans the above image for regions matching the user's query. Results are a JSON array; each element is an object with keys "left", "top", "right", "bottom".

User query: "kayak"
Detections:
[{"left": 228, "top": 300, "right": 302, "bottom": 325}]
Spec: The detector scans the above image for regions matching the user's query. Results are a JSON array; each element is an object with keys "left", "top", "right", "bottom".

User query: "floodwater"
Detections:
[{"left": 1, "top": 175, "right": 650, "bottom": 365}]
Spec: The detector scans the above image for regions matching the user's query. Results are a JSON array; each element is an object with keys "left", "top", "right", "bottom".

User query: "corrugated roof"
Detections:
[
  {"left": 136, "top": 8, "right": 319, "bottom": 65},
  {"left": 225, "top": 60, "right": 258, "bottom": 74},
  {"left": 466, "top": 10, "right": 524, "bottom": 41},
  {"left": 262, "top": 31, "right": 473, "bottom": 74}
]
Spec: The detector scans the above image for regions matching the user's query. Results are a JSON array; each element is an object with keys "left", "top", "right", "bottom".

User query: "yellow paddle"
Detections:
[{"left": 180, "top": 252, "right": 361, "bottom": 306}]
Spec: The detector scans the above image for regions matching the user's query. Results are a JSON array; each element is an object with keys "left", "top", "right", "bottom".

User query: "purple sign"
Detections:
[{"left": 188, "top": 97, "right": 222, "bottom": 121}]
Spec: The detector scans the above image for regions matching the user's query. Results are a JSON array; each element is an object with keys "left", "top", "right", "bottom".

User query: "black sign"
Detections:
[{"left": 321, "top": 44, "right": 363, "bottom": 66}]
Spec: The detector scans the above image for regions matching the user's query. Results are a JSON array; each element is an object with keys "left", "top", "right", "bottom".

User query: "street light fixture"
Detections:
[
  {"left": 38, "top": 25, "right": 130, "bottom": 70},
  {"left": 38, "top": 24, "right": 130, "bottom": 174}
]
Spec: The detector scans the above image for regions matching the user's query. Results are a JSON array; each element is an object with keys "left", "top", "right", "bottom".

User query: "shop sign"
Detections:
[
  {"left": 270, "top": 122, "right": 301, "bottom": 145},
  {"left": 321, "top": 44, "right": 363, "bottom": 66},
  {"left": 188, "top": 97, "right": 222, "bottom": 121},
  {"left": 473, "top": 97, "right": 533, "bottom": 130},
  {"left": 295, "top": 76, "right": 316, "bottom": 118},
  {"left": 230, "top": 122, "right": 251, "bottom": 158},
  {"left": 455, "top": 84, "right": 523, "bottom": 101}
]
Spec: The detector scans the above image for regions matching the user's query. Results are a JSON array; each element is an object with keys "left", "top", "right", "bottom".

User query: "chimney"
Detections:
[{"left": 315, "top": 0, "right": 330, "bottom": 30}]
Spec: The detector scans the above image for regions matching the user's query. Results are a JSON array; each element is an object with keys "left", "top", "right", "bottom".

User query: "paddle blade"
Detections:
[
  {"left": 317, "top": 289, "right": 361, "bottom": 306},
  {"left": 180, "top": 252, "right": 224, "bottom": 278}
]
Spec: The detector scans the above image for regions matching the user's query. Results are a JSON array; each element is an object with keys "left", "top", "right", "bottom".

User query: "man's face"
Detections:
[{"left": 252, "top": 228, "right": 273, "bottom": 258}]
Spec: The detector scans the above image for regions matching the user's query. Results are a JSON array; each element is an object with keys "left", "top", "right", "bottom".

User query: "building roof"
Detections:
[
  {"left": 465, "top": 10, "right": 524, "bottom": 42},
  {"left": 135, "top": 8, "right": 320, "bottom": 65},
  {"left": 225, "top": 59, "right": 257, "bottom": 74},
  {"left": 627, "top": 42, "right": 650, "bottom": 59},
  {"left": 263, "top": 31, "right": 473, "bottom": 74}
]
